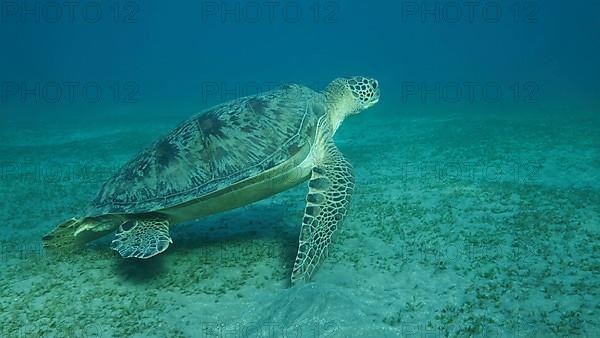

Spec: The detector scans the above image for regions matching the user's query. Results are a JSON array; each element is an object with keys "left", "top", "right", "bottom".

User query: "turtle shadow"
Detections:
[
  {"left": 171, "top": 198, "right": 303, "bottom": 279},
  {"left": 174, "top": 195, "right": 303, "bottom": 246},
  {"left": 87, "top": 236, "right": 168, "bottom": 282},
  {"left": 112, "top": 253, "right": 167, "bottom": 282}
]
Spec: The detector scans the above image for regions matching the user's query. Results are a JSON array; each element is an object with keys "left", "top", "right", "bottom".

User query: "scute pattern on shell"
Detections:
[{"left": 90, "top": 85, "right": 327, "bottom": 215}]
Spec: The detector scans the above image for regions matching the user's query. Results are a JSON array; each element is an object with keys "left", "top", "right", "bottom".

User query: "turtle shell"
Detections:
[{"left": 89, "top": 84, "right": 327, "bottom": 215}]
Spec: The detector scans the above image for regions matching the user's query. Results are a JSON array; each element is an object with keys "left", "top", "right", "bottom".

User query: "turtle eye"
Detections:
[{"left": 372, "top": 80, "right": 378, "bottom": 90}]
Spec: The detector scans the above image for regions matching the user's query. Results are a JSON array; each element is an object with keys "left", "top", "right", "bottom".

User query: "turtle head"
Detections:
[{"left": 324, "top": 76, "right": 379, "bottom": 132}]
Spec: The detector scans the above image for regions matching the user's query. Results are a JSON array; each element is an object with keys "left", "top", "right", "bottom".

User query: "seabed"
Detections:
[{"left": 1, "top": 109, "right": 598, "bottom": 337}]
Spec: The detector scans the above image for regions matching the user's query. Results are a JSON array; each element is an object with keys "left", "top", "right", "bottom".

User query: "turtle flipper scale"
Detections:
[
  {"left": 110, "top": 218, "right": 173, "bottom": 259},
  {"left": 291, "top": 141, "right": 354, "bottom": 284}
]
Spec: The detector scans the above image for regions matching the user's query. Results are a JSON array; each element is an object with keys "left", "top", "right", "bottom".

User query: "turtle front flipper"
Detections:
[
  {"left": 291, "top": 141, "right": 355, "bottom": 284},
  {"left": 110, "top": 217, "right": 173, "bottom": 259}
]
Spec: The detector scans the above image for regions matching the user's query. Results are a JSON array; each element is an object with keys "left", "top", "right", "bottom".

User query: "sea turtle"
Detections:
[{"left": 43, "top": 76, "right": 380, "bottom": 283}]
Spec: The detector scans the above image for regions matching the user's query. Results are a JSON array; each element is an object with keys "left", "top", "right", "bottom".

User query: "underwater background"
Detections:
[{"left": 1, "top": 0, "right": 599, "bottom": 337}]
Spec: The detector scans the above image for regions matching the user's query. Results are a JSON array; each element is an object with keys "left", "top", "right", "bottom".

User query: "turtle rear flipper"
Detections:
[
  {"left": 43, "top": 217, "right": 120, "bottom": 253},
  {"left": 110, "top": 218, "right": 172, "bottom": 259},
  {"left": 291, "top": 141, "right": 355, "bottom": 284},
  {"left": 43, "top": 218, "right": 85, "bottom": 252}
]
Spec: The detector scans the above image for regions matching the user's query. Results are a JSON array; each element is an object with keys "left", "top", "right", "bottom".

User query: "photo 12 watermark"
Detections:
[
  {"left": 0, "top": 162, "right": 119, "bottom": 184},
  {"left": 197, "top": 320, "right": 339, "bottom": 337},
  {"left": 388, "top": 320, "right": 545, "bottom": 338},
  {"left": 189, "top": 239, "right": 279, "bottom": 265},
  {"left": 0, "top": 1, "right": 140, "bottom": 23},
  {"left": 1, "top": 320, "right": 105, "bottom": 338},
  {"left": 199, "top": 81, "right": 327, "bottom": 102},
  {"left": 400, "top": 1, "right": 540, "bottom": 24},
  {"left": 200, "top": 1, "right": 340, "bottom": 24},
  {"left": 390, "top": 238, "right": 541, "bottom": 267},
  {"left": 1, "top": 81, "right": 140, "bottom": 104},
  {"left": 397, "top": 160, "right": 542, "bottom": 184},
  {"left": 400, "top": 81, "right": 540, "bottom": 104},
  {"left": 0, "top": 240, "right": 45, "bottom": 262}
]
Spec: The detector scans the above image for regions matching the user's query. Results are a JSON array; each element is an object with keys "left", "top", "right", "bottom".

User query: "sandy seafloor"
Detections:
[{"left": 0, "top": 108, "right": 599, "bottom": 337}]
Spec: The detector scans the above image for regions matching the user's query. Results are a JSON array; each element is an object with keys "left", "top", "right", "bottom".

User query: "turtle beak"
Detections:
[
  {"left": 369, "top": 82, "right": 380, "bottom": 107},
  {"left": 372, "top": 91, "right": 380, "bottom": 104}
]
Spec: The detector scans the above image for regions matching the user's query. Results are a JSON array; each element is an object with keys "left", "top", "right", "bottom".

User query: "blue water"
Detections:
[{"left": 1, "top": 1, "right": 599, "bottom": 337}]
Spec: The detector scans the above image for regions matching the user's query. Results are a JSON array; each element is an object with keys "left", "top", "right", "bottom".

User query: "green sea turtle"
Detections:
[{"left": 43, "top": 76, "right": 380, "bottom": 283}]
